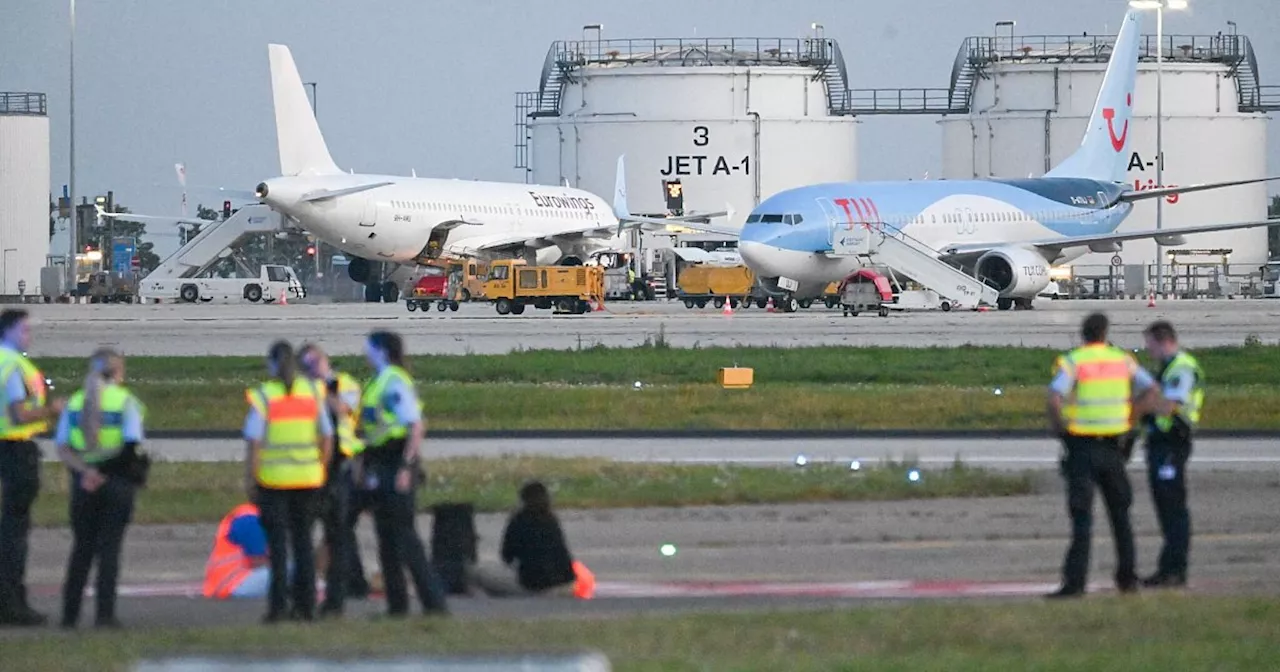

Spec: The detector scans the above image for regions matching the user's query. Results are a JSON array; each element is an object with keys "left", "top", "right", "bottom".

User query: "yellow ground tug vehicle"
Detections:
[
  {"left": 482, "top": 259, "right": 604, "bottom": 315},
  {"left": 676, "top": 264, "right": 825, "bottom": 309}
]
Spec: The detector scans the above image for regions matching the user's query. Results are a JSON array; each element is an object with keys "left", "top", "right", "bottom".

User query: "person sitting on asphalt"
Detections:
[
  {"left": 203, "top": 503, "right": 275, "bottom": 599},
  {"left": 467, "top": 481, "right": 591, "bottom": 598}
]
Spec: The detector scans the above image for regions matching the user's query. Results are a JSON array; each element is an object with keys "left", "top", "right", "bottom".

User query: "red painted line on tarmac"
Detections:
[{"left": 32, "top": 579, "right": 1137, "bottom": 600}]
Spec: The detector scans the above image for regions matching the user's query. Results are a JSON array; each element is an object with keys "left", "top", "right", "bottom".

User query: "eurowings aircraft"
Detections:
[
  {"left": 733, "top": 9, "right": 1280, "bottom": 311},
  {"left": 109, "top": 45, "right": 727, "bottom": 301},
  {"left": 254, "top": 44, "right": 737, "bottom": 299}
]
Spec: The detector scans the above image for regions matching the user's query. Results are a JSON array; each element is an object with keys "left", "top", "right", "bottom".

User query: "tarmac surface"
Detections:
[
  {"left": 10, "top": 470, "right": 1280, "bottom": 632},
  {"left": 33, "top": 436, "right": 1280, "bottom": 470},
  {"left": 22, "top": 297, "right": 1280, "bottom": 356}
]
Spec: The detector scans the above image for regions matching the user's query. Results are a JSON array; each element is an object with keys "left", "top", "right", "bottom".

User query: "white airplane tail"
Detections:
[
  {"left": 612, "top": 155, "right": 630, "bottom": 218},
  {"left": 267, "top": 44, "right": 341, "bottom": 177},
  {"left": 1045, "top": 10, "right": 1141, "bottom": 183}
]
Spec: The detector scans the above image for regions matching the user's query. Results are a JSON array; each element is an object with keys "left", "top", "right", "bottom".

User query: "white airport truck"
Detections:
[{"left": 132, "top": 204, "right": 307, "bottom": 304}]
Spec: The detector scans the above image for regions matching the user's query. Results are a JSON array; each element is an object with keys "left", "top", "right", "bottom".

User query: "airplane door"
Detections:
[
  {"left": 819, "top": 197, "right": 869, "bottom": 256},
  {"left": 360, "top": 199, "right": 377, "bottom": 228}
]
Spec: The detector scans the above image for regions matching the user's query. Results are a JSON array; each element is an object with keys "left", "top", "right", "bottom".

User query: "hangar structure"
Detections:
[{"left": 514, "top": 24, "right": 1279, "bottom": 276}]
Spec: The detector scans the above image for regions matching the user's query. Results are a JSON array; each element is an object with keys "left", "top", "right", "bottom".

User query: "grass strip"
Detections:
[
  {"left": 33, "top": 343, "right": 1280, "bottom": 387},
  {"left": 37, "top": 382, "right": 1280, "bottom": 431},
  {"left": 28, "top": 345, "right": 1280, "bottom": 431},
  {"left": 30, "top": 456, "right": 1033, "bottom": 527},
  {"left": 4, "top": 596, "right": 1278, "bottom": 671}
]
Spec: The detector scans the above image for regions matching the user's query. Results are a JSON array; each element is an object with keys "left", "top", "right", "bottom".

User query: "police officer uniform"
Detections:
[
  {"left": 316, "top": 369, "right": 365, "bottom": 616},
  {"left": 56, "top": 383, "right": 145, "bottom": 628},
  {"left": 1143, "top": 350, "right": 1203, "bottom": 587},
  {"left": 1048, "top": 338, "right": 1155, "bottom": 598},
  {"left": 0, "top": 344, "right": 54, "bottom": 626},
  {"left": 243, "top": 376, "right": 333, "bottom": 622},
  {"left": 358, "top": 364, "right": 448, "bottom": 616}
]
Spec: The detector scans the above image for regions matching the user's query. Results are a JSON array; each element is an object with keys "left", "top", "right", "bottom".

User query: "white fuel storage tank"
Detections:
[
  {"left": 516, "top": 35, "right": 860, "bottom": 231},
  {"left": 0, "top": 93, "right": 51, "bottom": 297},
  {"left": 940, "top": 32, "right": 1274, "bottom": 268}
]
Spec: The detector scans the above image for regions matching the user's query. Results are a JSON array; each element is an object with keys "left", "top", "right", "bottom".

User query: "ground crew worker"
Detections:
[
  {"left": 1045, "top": 312, "right": 1158, "bottom": 599},
  {"left": 243, "top": 340, "right": 333, "bottom": 623},
  {"left": 298, "top": 343, "right": 367, "bottom": 616},
  {"left": 0, "top": 309, "right": 65, "bottom": 626},
  {"left": 358, "top": 330, "right": 448, "bottom": 617},
  {"left": 1140, "top": 320, "right": 1203, "bottom": 588},
  {"left": 56, "top": 348, "right": 145, "bottom": 629}
]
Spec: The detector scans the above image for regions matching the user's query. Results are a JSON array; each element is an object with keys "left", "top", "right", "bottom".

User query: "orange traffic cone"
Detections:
[
  {"left": 722, "top": 297, "right": 734, "bottom": 316},
  {"left": 279, "top": 289, "right": 288, "bottom": 305},
  {"left": 594, "top": 297, "right": 605, "bottom": 312},
  {"left": 1147, "top": 291, "right": 1155, "bottom": 308},
  {"left": 765, "top": 297, "right": 776, "bottom": 313}
]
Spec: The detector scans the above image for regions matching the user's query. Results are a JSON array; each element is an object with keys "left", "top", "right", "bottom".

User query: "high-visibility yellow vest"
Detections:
[
  {"left": 1056, "top": 343, "right": 1135, "bottom": 437},
  {"left": 330, "top": 371, "right": 365, "bottom": 458},
  {"left": 0, "top": 349, "right": 49, "bottom": 440},
  {"left": 359, "top": 366, "right": 415, "bottom": 449},
  {"left": 246, "top": 378, "right": 325, "bottom": 489},
  {"left": 67, "top": 384, "right": 143, "bottom": 464},
  {"left": 1154, "top": 351, "right": 1204, "bottom": 433}
]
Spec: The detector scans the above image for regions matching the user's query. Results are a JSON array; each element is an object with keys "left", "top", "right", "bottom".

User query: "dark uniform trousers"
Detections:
[
  {"left": 0, "top": 440, "right": 40, "bottom": 613},
  {"left": 1060, "top": 434, "right": 1137, "bottom": 591},
  {"left": 1146, "top": 433, "right": 1192, "bottom": 577},
  {"left": 319, "top": 461, "right": 358, "bottom": 610},
  {"left": 344, "top": 485, "right": 374, "bottom": 597},
  {"left": 256, "top": 487, "right": 320, "bottom": 619},
  {"left": 365, "top": 442, "right": 447, "bottom": 615},
  {"left": 61, "top": 473, "right": 135, "bottom": 625}
]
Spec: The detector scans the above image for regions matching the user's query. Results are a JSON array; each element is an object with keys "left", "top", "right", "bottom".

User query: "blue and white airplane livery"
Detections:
[{"left": 723, "top": 9, "right": 1279, "bottom": 312}]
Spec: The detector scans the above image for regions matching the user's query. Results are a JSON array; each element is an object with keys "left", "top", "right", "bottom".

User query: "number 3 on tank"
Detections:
[{"left": 693, "top": 126, "right": 709, "bottom": 147}]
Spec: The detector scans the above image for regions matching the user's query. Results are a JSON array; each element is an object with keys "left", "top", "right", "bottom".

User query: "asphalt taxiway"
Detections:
[
  {"left": 33, "top": 436, "right": 1280, "bottom": 470},
  {"left": 22, "top": 297, "right": 1280, "bottom": 356},
  {"left": 12, "top": 470, "right": 1280, "bottom": 633}
]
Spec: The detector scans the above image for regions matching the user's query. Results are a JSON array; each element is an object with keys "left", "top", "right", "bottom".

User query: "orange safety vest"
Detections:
[
  {"left": 572, "top": 560, "right": 596, "bottom": 599},
  {"left": 203, "top": 503, "right": 261, "bottom": 599}
]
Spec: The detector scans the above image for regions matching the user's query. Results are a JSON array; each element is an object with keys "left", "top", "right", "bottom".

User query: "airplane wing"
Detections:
[
  {"left": 1111, "top": 176, "right": 1280, "bottom": 205},
  {"left": 299, "top": 181, "right": 395, "bottom": 202},
  {"left": 95, "top": 207, "right": 207, "bottom": 227},
  {"left": 939, "top": 216, "right": 1280, "bottom": 263}
]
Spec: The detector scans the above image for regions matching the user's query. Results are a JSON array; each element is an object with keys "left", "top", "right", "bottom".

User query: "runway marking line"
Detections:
[{"left": 32, "top": 579, "right": 1143, "bottom": 600}]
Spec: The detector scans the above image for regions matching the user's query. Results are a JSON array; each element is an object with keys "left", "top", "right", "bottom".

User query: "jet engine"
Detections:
[{"left": 974, "top": 246, "right": 1052, "bottom": 298}]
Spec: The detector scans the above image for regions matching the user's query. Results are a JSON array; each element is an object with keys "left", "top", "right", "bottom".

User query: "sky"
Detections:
[{"left": 3, "top": 0, "right": 1277, "bottom": 257}]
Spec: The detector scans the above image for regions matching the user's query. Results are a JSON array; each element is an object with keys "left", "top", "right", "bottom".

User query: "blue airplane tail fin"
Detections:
[{"left": 1045, "top": 10, "right": 1141, "bottom": 183}]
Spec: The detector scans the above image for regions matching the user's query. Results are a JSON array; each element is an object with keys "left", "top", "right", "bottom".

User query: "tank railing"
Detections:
[
  {"left": 551, "top": 37, "right": 834, "bottom": 69},
  {"left": 1253, "top": 85, "right": 1280, "bottom": 111},
  {"left": 967, "top": 33, "right": 1250, "bottom": 65},
  {"left": 0, "top": 92, "right": 47, "bottom": 115},
  {"left": 843, "top": 88, "right": 960, "bottom": 114}
]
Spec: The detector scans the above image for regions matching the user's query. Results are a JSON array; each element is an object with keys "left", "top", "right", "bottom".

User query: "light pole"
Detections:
[
  {"left": 302, "top": 81, "right": 322, "bottom": 285},
  {"left": 1130, "top": 0, "right": 1187, "bottom": 297},
  {"left": 68, "top": 0, "right": 77, "bottom": 292}
]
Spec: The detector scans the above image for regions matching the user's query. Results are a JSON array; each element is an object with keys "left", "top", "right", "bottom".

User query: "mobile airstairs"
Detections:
[
  {"left": 827, "top": 219, "right": 1000, "bottom": 310},
  {"left": 144, "top": 204, "right": 286, "bottom": 280}
]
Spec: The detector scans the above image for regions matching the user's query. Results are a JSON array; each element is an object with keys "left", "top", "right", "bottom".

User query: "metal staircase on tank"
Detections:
[{"left": 827, "top": 220, "right": 1000, "bottom": 309}]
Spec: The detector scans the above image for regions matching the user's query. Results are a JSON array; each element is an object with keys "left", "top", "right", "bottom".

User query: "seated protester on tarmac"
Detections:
[
  {"left": 204, "top": 504, "right": 290, "bottom": 599},
  {"left": 468, "top": 481, "right": 578, "bottom": 597}
]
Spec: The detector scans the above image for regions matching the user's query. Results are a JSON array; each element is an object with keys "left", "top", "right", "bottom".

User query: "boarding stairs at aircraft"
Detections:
[
  {"left": 827, "top": 220, "right": 999, "bottom": 309},
  {"left": 144, "top": 205, "right": 287, "bottom": 281}
]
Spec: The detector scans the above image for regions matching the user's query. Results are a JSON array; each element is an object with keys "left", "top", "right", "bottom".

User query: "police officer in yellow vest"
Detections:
[
  {"left": 0, "top": 309, "right": 66, "bottom": 626},
  {"left": 243, "top": 341, "right": 333, "bottom": 623},
  {"left": 55, "top": 348, "right": 146, "bottom": 629},
  {"left": 1140, "top": 320, "right": 1203, "bottom": 588},
  {"left": 1046, "top": 312, "right": 1159, "bottom": 599},
  {"left": 358, "top": 330, "right": 448, "bottom": 617},
  {"left": 297, "top": 343, "right": 367, "bottom": 616}
]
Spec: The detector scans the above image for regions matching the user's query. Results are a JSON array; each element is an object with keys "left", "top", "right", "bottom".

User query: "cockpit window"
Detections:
[
  {"left": 746, "top": 214, "right": 762, "bottom": 223},
  {"left": 760, "top": 214, "right": 785, "bottom": 223},
  {"left": 783, "top": 214, "right": 804, "bottom": 225}
]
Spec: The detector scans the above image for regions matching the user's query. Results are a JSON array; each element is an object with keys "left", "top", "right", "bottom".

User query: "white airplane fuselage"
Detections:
[{"left": 259, "top": 174, "right": 622, "bottom": 266}]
